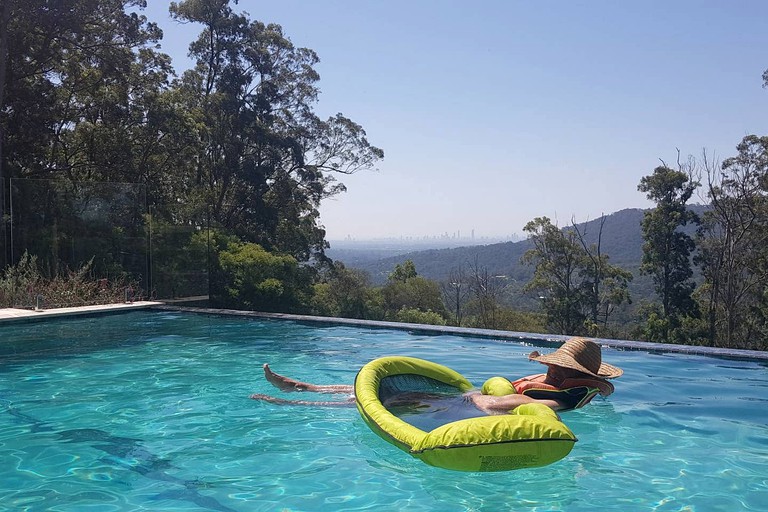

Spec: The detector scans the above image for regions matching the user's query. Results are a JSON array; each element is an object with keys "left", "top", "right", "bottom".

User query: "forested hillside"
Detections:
[
  {"left": 334, "top": 206, "right": 707, "bottom": 311},
  {"left": 340, "top": 208, "right": 644, "bottom": 281}
]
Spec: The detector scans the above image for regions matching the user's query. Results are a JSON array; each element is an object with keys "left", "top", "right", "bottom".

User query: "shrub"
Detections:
[
  {"left": 395, "top": 307, "right": 447, "bottom": 326},
  {"left": 0, "top": 252, "right": 42, "bottom": 307},
  {"left": 0, "top": 252, "right": 140, "bottom": 308},
  {"left": 216, "top": 241, "right": 312, "bottom": 313}
]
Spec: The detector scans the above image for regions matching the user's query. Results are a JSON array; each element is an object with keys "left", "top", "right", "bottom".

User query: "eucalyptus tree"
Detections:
[
  {"left": 0, "top": 0, "right": 168, "bottom": 182},
  {"left": 169, "top": 0, "right": 383, "bottom": 262},
  {"left": 637, "top": 165, "right": 700, "bottom": 342},
  {"left": 389, "top": 260, "right": 418, "bottom": 283},
  {"left": 466, "top": 256, "right": 503, "bottom": 330},
  {"left": 382, "top": 259, "right": 447, "bottom": 321},
  {"left": 441, "top": 266, "right": 471, "bottom": 327},
  {"left": 698, "top": 137, "right": 768, "bottom": 348},
  {"left": 522, "top": 217, "right": 588, "bottom": 335},
  {"left": 571, "top": 216, "right": 633, "bottom": 331},
  {"left": 0, "top": 0, "right": 173, "bottom": 272},
  {"left": 523, "top": 216, "right": 630, "bottom": 336}
]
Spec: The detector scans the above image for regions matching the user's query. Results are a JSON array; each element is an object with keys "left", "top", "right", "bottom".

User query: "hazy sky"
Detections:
[{"left": 142, "top": 1, "right": 768, "bottom": 241}]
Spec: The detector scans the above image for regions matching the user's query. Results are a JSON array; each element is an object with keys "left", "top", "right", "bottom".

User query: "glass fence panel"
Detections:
[
  {"left": 5, "top": 179, "right": 151, "bottom": 308},
  {"left": 148, "top": 205, "right": 210, "bottom": 304},
  {"left": 1, "top": 179, "right": 267, "bottom": 310}
]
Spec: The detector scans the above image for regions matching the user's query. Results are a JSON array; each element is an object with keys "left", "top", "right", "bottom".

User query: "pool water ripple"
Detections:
[{"left": 1, "top": 310, "right": 767, "bottom": 511}]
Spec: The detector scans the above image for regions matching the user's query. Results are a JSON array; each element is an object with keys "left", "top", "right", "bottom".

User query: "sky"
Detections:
[{"left": 140, "top": 1, "right": 768, "bottom": 241}]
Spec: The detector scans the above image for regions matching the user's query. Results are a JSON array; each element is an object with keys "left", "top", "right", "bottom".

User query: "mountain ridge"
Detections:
[
  {"left": 327, "top": 205, "right": 708, "bottom": 310},
  {"left": 334, "top": 208, "right": 647, "bottom": 283}
]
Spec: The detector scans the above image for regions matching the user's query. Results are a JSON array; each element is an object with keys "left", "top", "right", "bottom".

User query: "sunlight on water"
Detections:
[{"left": 1, "top": 311, "right": 767, "bottom": 511}]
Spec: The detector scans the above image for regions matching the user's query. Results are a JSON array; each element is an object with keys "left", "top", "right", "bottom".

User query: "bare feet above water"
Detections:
[
  {"left": 262, "top": 364, "right": 353, "bottom": 394},
  {"left": 263, "top": 363, "right": 308, "bottom": 392}
]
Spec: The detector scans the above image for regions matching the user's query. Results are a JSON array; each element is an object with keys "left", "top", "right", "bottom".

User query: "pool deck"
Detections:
[
  {"left": 0, "top": 301, "right": 164, "bottom": 323},
  {"left": 2, "top": 302, "right": 767, "bottom": 361}
]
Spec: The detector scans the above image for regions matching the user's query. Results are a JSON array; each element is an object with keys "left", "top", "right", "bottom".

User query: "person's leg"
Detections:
[
  {"left": 382, "top": 391, "right": 444, "bottom": 408},
  {"left": 263, "top": 364, "right": 354, "bottom": 394},
  {"left": 249, "top": 393, "right": 356, "bottom": 406}
]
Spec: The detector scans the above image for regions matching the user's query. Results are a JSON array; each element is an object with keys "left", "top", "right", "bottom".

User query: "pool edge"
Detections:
[
  {"left": 2, "top": 302, "right": 766, "bottom": 361},
  {"left": 156, "top": 305, "right": 768, "bottom": 361},
  {"left": 0, "top": 301, "right": 164, "bottom": 324}
]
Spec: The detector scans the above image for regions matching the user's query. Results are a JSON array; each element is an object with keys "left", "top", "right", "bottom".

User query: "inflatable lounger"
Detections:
[{"left": 354, "top": 356, "right": 577, "bottom": 472}]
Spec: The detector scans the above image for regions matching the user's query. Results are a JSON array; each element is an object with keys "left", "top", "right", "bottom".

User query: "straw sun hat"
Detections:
[{"left": 528, "top": 337, "right": 623, "bottom": 379}]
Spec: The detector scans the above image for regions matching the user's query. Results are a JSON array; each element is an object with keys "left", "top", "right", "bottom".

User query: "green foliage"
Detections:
[
  {"left": 216, "top": 241, "right": 312, "bottom": 313},
  {"left": 637, "top": 166, "right": 700, "bottom": 342},
  {"left": 0, "top": 252, "right": 42, "bottom": 307},
  {"left": 166, "top": 0, "right": 383, "bottom": 262},
  {"left": 488, "top": 308, "right": 547, "bottom": 334},
  {"left": 522, "top": 217, "right": 586, "bottom": 335},
  {"left": 382, "top": 275, "right": 448, "bottom": 321},
  {"left": 1, "top": 0, "right": 382, "bottom": 293},
  {"left": 311, "top": 259, "right": 450, "bottom": 323},
  {"left": 394, "top": 307, "right": 447, "bottom": 326},
  {"left": 573, "top": 218, "right": 634, "bottom": 329},
  {"left": 0, "top": 252, "right": 139, "bottom": 308},
  {"left": 521, "top": 216, "right": 630, "bottom": 336},
  {"left": 747, "top": 286, "right": 768, "bottom": 351},
  {"left": 1, "top": 0, "right": 169, "bottom": 182},
  {"left": 697, "top": 136, "right": 768, "bottom": 348},
  {"left": 310, "top": 262, "right": 379, "bottom": 319},
  {"left": 389, "top": 260, "right": 418, "bottom": 282},
  {"left": 632, "top": 302, "right": 708, "bottom": 345},
  {"left": 310, "top": 283, "right": 336, "bottom": 317},
  {"left": 148, "top": 219, "right": 212, "bottom": 299}
]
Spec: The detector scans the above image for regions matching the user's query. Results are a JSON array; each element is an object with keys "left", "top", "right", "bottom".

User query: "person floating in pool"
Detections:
[{"left": 250, "top": 337, "right": 623, "bottom": 413}]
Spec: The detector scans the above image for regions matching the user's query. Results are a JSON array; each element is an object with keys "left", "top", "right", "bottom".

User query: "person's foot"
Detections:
[{"left": 263, "top": 363, "right": 307, "bottom": 392}]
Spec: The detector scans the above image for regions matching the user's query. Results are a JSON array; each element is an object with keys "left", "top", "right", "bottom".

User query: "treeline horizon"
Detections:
[{"left": 1, "top": 1, "right": 767, "bottom": 351}]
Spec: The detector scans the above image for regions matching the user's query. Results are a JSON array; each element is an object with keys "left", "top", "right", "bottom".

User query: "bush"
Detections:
[
  {"left": 0, "top": 252, "right": 42, "bottom": 307},
  {"left": 394, "top": 307, "right": 447, "bottom": 326},
  {"left": 216, "top": 241, "right": 312, "bottom": 313},
  {"left": 0, "top": 252, "right": 140, "bottom": 308},
  {"left": 382, "top": 276, "right": 448, "bottom": 319},
  {"left": 310, "top": 263, "right": 390, "bottom": 320}
]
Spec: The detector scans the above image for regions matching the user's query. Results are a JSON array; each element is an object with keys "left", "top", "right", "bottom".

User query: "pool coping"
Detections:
[
  {"left": 0, "top": 301, "right": 164, "bottom": 323},
  {"left": 2, "top": 302, "right": 767, "bottom": 361},
  {"left": 155, "top": 305, "right": 768, "bottom": 361}
]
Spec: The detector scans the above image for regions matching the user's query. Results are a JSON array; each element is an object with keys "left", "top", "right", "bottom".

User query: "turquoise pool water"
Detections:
[{"left": 1, "top": 310, "right": 766, "bottom": 511}]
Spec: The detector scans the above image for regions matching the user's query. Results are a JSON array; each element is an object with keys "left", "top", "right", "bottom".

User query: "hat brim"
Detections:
[{"left": 529, "top": 352, "right": 623, "bottom": 379}]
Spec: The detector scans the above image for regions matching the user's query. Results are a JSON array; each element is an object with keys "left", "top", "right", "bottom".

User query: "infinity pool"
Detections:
[{"left": 1, "top": 310, "right": 766, "bottom": 511}]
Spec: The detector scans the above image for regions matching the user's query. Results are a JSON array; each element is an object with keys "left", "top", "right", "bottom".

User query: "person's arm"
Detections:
[{"left": 467, "top": 391, "right": 563, "bottom": 415}]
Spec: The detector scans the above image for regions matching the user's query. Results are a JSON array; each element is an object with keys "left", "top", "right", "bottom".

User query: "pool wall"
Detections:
[
  {"left": 2, "top": 302, "right": 766, "bottom": 361},
  {"left": 153, "top": 305, "right": 768, "bottom": 361}
]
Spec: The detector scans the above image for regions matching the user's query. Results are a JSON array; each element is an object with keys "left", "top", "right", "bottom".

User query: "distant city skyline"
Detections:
[
  {"left": 142, "top": 1, "right": 768, "bottom": 240},
  {"left": 331, "top": 230, "right": 520, "bottom": 243}
]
